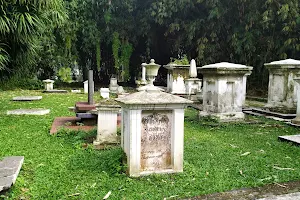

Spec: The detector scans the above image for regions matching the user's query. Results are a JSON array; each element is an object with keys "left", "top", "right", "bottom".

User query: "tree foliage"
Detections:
[
  {"left": 1, "top": 0, "right": 300, "bottom": 88},
  {"left": 0, "top": 0, "right": 67, "bottom": 81}
]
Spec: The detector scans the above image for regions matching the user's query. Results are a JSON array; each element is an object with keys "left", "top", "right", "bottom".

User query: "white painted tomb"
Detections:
[
  {"left": 93, "top": 104, "right": 121, "bottom": 146},
  {"left": 116, "top": 59, "right": 192, "bottom": 177},
  {"left": 264, "top": 59, "right": 300, "bottom": 108},
  {"left": 42, "top": 79, "right": 54, "bottom": 91},
  {"left": 199, "top": 62, "right": 253, "bottom": 121},
  {"left": 163, "top": 64, "right": 189, "bottom": 94}
]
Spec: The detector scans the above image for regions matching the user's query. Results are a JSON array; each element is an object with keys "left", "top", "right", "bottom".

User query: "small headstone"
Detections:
[
  {"left": 117, "top": 86, "right": 125, "bottom": 94},
  {"left": 100, "top": 88, "right": 110, "bottom": 99},
  {"left": 109, "top": 78, "right": 118, "bottom": 93},
  {"left": 7, "top": 109, "right": 50, "bottom": 115},
  {"left": 12, "top": 96, "right": 42, "bottom": 101},
  {"left": 83, "top": 80, "right": 88, "bottom": 93},
  {"left": 42, "top": 79, "right": 54, "bottom": 91},
  {"left": 0, "top": 156, "right": 24, "bottom": 192}
]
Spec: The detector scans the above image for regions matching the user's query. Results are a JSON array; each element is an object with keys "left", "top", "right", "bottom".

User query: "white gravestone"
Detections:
[
  {"left": 100, "top": 88, "right": 110, "bottom": 99},
  {"left": 93, "top": 105, "right": 121, "bottom": 146},
  {"left": 163, "top": 64, "right": 190, "bottom": 94},
  {"left": 199, "top": 62, "right": 253, "bottom": 121},
  {"left": 116, "top": 90, "right": 192, "bottom": 177},
  {"left": 42, "top": 79, "right": 54, "bottom": 91},
  {"left": 83, "top": 80, "right": 88, "bottom": 93},
  {"left": 264, "top": 59, "right": 300, "bottom": 108}
]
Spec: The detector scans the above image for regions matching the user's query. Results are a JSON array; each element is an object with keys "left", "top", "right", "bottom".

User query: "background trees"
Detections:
[{"left": 1, "top": 0, "right": 299, "bottom": 90}]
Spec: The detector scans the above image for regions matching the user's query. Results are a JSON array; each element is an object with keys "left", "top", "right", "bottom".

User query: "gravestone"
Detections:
[
  {"left": 92, "top": 104, "right": 121, "bottom": 146},
  {"left": 199, "top": 62, "right": 253, "bottom": 121},
  {"left": 116, "top": 59, "right": 192, "bottom": 177},
  {"left": 0, "top": 156, "right": 24, "bottom": 192},
  {"left": 7, "top": 109, "right": 50, "bottom": 115},
  {"left": 42, "top": 79, "right": 54, "bottom": 91},
  {"left": 100, "top": 88, "right": 110, "bottom": 99},
  {"left": 163, "top": 64, "right": 189, "bottom": 94},
  {"left": 12, "top": 96, "right": 42, "bottom": 101},
  {"left": 83, "top": 80, "right": 88, "bottom": 93},
  {"left": 109, "top": 77, "right": 118, "bottom": 93},
  {"left": 264, "top": 59, "right": 300, "bottom": 109}
]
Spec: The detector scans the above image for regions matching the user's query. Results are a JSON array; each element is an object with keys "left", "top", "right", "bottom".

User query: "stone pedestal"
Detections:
[
  {"left": 83, "top": 80, "right": 88, "bottom": 93},
  {"left": 116, "top": 91, "right": 192, "bottom": 177},
  {"left": 109, "top": 78, "right": 118, "bottom": 93},
  {"left": 93, "top": 105, "right": 121, "bottom": 146},
  {"left": 264, "top": 59, "right": 300, "bottom": 109},
  {"left": 43, "top": 79, "right": 54, "bottom": 91},
  {"left": 199, "top": 62, "right": 253, "bottom": 121},
  {"left": 291, "top": 78, "right": 300, "bottom": 124}
]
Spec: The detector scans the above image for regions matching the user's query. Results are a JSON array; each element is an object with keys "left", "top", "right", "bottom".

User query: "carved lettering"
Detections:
[{"left": 140, "top": 111, "right": 172, "bottom": 172}]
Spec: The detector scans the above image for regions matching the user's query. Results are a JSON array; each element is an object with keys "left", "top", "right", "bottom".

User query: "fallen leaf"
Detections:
[
  {"left": 205, "top": 171, "right": 209, "bottom": 176},
  {"left": 239, "top": 170, "right": 245, "bottom": 177},
  {"left": 230, "top": 144, "right": 238, "bottom": 148},
  {"left": 241, "top": 152, "right": 251, "bottom": 156},
  {"left": 103, "top": 191, "right": 111, "bottom": 199},
  {"left": 91, "top": 183, "right": 96, "bottom": 188}
]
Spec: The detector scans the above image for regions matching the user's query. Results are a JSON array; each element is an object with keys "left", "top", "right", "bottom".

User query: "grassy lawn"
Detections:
[{"left": 0, "top": 90, "right": 300, "bottom": 199}]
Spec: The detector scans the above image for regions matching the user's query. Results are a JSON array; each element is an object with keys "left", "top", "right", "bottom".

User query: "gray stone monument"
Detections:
[
  {"left": 199, "top": 62, "right": 253, "bottom": 121},
  {"left": 109, "top": 77, "right": 119, "bottom": 93},
  {"left": 116, "top": 59, "right": 192, "bottom": 177},
  {"left": 264, "top": 59, "right": 300, "bottom": 109}
]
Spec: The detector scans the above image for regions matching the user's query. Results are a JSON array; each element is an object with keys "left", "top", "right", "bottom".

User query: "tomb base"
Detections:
[{"left": 199, "top": 111, "right": 245, "bottom": 122}]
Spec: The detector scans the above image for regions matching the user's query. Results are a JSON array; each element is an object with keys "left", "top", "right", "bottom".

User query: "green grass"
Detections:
[{"left": 0, "top": 90, "right": 300, "bottom": 199}]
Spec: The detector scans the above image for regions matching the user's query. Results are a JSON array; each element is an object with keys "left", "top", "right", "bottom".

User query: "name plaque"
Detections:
[{"left": 141, "top": 111, "right": 172, "bottom": 172}]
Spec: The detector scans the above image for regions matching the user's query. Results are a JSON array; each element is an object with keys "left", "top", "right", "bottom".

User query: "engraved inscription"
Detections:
[{"left": 141, "top": 111, "right": 172, "bottom": 172}]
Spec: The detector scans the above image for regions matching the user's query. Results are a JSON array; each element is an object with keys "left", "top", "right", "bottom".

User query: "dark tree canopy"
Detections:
[{"left": 1, "top": 0, "right": 299, "bottom": 88}]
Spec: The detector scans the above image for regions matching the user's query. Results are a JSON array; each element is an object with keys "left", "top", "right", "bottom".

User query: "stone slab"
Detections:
[
  {"left": 250, "top": 108, "right": 296, "bottom": 119},
  {"left": 7, "top": 109, "right": 50, "bottom": 115},
  {"left": 50, "top": 116, "right": 97, "bottom": 134},
  {"left": 75, "top": 102, "right": 96, "bottom": 112},
  {"left": 12, "top": 96, "right": 42, "bottom": 101},
  {"left": 278, "top": 135, "right": 300, "bottom": 145},
  {"left": 43, "top": 90, "right": 68, "bottom": 93},
  {"left": 257, "top": 192, "right": 300, "bottom": 200},
  {"left": 0, "top": 156, "right": 24, "bottom": 192}
]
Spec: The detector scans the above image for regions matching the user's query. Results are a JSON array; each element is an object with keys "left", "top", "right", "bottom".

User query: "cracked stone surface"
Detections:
[{"left": 0, "top": 156, "right": 24, "bottom": 192}]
